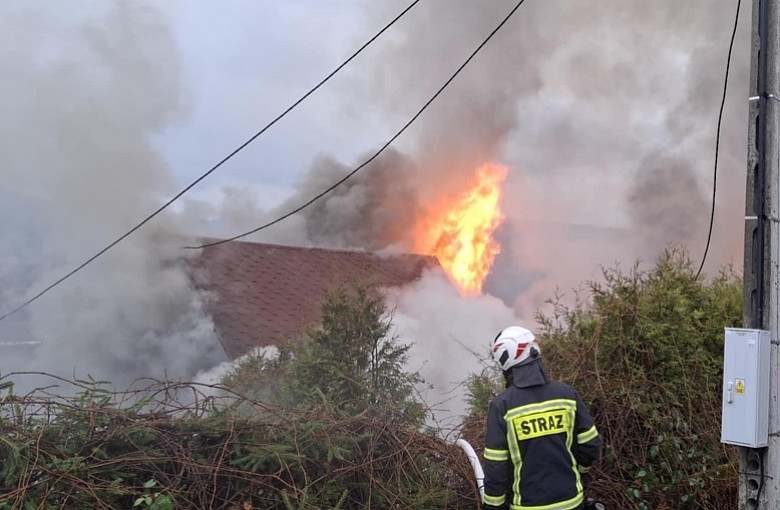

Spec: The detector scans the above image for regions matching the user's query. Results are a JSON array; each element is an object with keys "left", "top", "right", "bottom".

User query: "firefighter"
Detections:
[{"left": 482, "top": 326, "right": 601, "bottom": 510}]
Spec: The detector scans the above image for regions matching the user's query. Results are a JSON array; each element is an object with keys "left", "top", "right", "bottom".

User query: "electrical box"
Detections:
[{"left": 721, "top": 328, "right": 771, "bottom": 448}]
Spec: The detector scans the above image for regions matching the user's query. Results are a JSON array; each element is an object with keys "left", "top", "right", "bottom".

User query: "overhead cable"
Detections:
[
  {"left": 0, "top": 0, "right": 423, "bottom": 323},
  {"left": 694, "top": 0, "right": 742, "bottom": 281}
]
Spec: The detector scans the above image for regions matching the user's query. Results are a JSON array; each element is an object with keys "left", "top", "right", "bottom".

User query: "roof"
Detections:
[{"left": 189, "top": 240, "right": 440, "bottom": 359}]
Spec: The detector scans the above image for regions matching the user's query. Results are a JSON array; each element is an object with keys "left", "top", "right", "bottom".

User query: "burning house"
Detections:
[
  {"left": 190, "top": 240, "right": 441, "bottom": 359},
  {"left": 187, "top": 158, "right": 511, "bottom": 358}
]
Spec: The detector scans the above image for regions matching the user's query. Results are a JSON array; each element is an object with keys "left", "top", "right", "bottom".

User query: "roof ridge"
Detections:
[{"left": 197, "top": 238, "right": 437, "bottom": 260}]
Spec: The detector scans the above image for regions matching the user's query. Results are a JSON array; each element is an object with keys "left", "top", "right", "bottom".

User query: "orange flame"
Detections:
[{"left": 414, "top": 163, "right": 506, "bottom": 296}]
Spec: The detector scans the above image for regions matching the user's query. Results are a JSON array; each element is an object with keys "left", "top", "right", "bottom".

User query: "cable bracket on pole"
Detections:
[
  {"left": 749, "top": 93, "right": 780, "bottom": 102},
  {"left": 747, "top": 214, "right": 778, "bottom": 223},
  {"left": 737, "top": 469, "right": 774, "bottom": 478}
]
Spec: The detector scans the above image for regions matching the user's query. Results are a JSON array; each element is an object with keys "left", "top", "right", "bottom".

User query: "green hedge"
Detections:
[{"left": 465, "top": 248, "right": 742, "bottom": 509}]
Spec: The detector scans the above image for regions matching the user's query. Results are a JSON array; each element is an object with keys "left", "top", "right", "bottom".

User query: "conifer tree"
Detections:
[{"left": 225, "top": 282, "right": 425, "bottom": 424}]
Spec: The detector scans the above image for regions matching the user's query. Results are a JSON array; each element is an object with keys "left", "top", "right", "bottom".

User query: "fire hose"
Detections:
[{"left": 455, "top": 439, "right": 485, "bottom": 500}]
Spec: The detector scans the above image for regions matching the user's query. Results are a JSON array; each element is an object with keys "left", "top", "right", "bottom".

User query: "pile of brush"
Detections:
[{"left": 0, "top": 375, "right": 480, "bottom": 510}]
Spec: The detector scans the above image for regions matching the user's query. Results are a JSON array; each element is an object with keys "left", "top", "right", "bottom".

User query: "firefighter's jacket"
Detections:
[{"left": 482, "top": 360, "right": 600, "bottom": 510}]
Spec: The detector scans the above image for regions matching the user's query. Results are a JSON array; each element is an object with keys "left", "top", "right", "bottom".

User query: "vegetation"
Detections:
[
  {"left": 0, "top": 378, "right": 477, "bottom": 509},
  {"left": 223, "top": 283, "right": 425, "bottom": 424},
  {"left": 0, "top": 283, "right": 478, "bottom": 509},
  {"left": 463, "top": 248, "right": 743, "bottom": 509},
  {"left": 0, "top": 251, "right": 746, "bottom": 509}
]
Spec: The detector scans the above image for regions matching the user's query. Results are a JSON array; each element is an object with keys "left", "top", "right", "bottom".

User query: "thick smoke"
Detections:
[
  {"left": 386, "top": 271, "right": 522, "bottom": 427},
  {"left": 359, "top": 0, "right": 750, "bottom": 295},
  {"left": 229, "top": 0, "right": 752, "bottom": 305},
  {"left": 283, "top": 149, "right": 423, "bottom": 251},
  {"left": 0, "top": 2, "right": 224, "bottom": 389},
  {"left": 224, "top": 0, "right": 752, "bottom": 416},
  {"left": 629, "top": 157, "right": 711, "bottom": 252},
  {"left": 1, "top": 0, "right": 753, "bottom": 416}
]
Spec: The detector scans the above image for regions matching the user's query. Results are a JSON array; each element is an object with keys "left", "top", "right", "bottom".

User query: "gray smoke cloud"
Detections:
[
  {"left": 0, "top": 2, "right": 224, "bottom": 389},
  {"left": 229, "top": 0, "right": 750, "bottom": 310},
  {"left": 360, "top": 0, "right": 749, "bottom": 293},
  {"left": 212, "top": 0, "right": 751, "bottom": 417},
  {"left": 287, "top": 149, "right": 422, "bottom": 251},
  {"left": 629, "top": 156, "right": 711, "bottom": 252},
  {"left": 0, "top": 0, "right": 753, "bottom": 412},
  {"left": 386, "top": 271, "right": 522, "bottom": 427}
]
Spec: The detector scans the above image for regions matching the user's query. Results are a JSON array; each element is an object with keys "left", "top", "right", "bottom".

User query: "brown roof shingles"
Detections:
[{"left": 190, "top": 241, "right": 440, "bottom": 359}]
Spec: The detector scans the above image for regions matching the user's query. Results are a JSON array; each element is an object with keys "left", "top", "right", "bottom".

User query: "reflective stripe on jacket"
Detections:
[{"left": 482, "top": 360, "right": 600, "bottom": 510}]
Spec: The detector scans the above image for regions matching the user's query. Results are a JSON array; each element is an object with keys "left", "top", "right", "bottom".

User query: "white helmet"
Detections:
[{"left": 492, "top": 326, "right": 540, "bottom": 371}]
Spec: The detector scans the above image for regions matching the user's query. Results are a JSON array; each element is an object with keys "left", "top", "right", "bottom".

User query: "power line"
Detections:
[
  {"left": 187, "top": 0, "right": 529, "bottom": 250},
  {"left": 0, "top": 0, "right": 423, "bottom": 323},
  {"left": 695, "top": 0, "right": 742, "bottom": 281}
]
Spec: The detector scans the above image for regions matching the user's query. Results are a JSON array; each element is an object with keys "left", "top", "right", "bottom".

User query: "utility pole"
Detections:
[{"left": 742, "top": 0, "right": 780, "bottom": 507}]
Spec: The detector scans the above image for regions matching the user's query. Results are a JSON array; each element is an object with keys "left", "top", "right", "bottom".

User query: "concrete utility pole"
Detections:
[{"left": 742, "top": 0, "right": 780, "bottom": 507}]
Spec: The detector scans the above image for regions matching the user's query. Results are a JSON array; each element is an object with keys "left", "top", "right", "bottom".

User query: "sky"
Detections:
[
  {"left": 154, "top": 1, "right": 372, "bottom": 201},
  {"left": 0, "top": 0, "right": 753, "bottom": 410}
]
